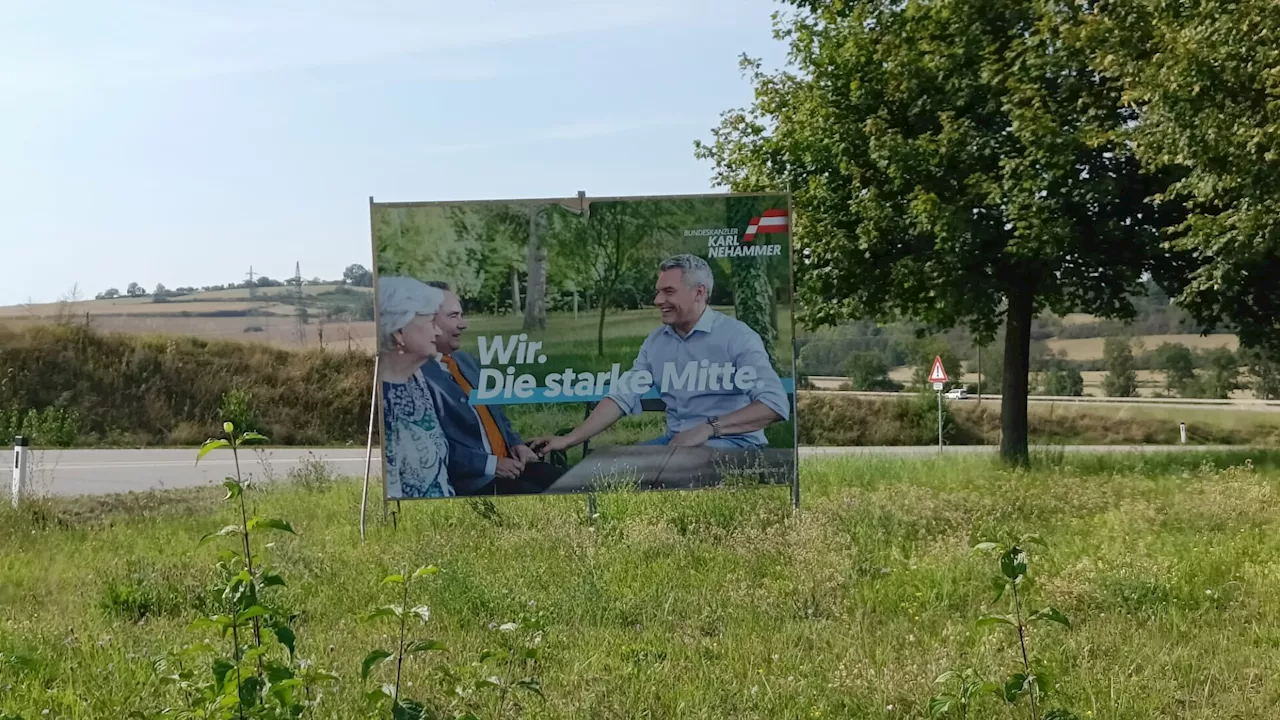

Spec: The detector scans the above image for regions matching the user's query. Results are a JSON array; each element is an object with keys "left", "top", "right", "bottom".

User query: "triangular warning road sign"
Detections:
[{"left": 927, "top": 355, "right": 949, "bottom": 383}]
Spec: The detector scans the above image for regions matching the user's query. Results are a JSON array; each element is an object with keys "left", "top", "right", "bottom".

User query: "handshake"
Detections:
[
  {"left": 496, "top": 444, "right": 543, "bottom": 479},
  {"left": 493, "top": 436, "right": 582, "bottom": 478}
]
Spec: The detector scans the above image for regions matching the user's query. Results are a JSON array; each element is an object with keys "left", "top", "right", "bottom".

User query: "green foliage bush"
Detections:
[
  {"left": 799, "top": 392, "right": 970, "bottom": 446},
  {"left": 844, "top": 352, "right": 902, "bottom": 391},
  {"left": 1102, "top": 338, "right": 1139, "bottom": 397},
  {"left": 1039, "top": 364, "right": 1084, "bottom": 397},
  {"left": 0, "top": 406, "right": 81, "bottom": 447}
]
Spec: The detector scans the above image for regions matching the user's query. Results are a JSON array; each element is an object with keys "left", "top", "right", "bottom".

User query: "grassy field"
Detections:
[
  {"left": 1045, "top": 334, "right": 1239, "bottom": 361},
  {"left": 0, "top": 285, "right": 377, "bottom": 351},
  {"left": 4, "top": 452, "right": 1280, "bottom": 718},
  {"left": 461, "top": 306, "right": 794, "bottom": 352}
]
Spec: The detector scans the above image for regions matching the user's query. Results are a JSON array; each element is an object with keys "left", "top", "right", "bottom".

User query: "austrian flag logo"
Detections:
[
  {"left": 743, "top": 208, "right": 789, "bottom": 242},
  {"left": 687, "top": 207, "right": 790, "bottom": 258}
]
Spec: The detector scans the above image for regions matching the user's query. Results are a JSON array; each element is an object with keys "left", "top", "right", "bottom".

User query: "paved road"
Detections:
[{"left": 15, "top": 444, "right": 1264, "bottom": 497}]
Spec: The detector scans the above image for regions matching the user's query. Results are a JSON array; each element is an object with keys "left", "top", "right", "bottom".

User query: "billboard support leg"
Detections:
[
  {"left": 791, "top": 338, "right": 801, "bottom": 511},
  {"left": 360, "top": 356, "right": 378, "bottom": 540}
]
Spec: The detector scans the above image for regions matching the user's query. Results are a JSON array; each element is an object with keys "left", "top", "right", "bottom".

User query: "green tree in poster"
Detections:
[
  {"left": 524, "top": 201, "right": 588, "bottom": 331},
  {"left": 695, "top": 0, "right": 1169, "bottom": 464},
  {"left": 563, "top": 200, "right": 678, "bottom": 357},
  {"left": 376, "top": 206, "right": 485, "bottom": 298},
  {"left": 448, "top": 205, "right": 527, "bottom": 315},
  {"left": 726, "top": 196, "right": 779, "bottom": 366},
  {"left": 449, "top": 201, "right": 583, "bottom": 328}
]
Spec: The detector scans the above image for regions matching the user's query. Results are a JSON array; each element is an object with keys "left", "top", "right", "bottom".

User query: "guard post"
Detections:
[{"left": 12, "top": 435, "right": 29, "bottom": 508}]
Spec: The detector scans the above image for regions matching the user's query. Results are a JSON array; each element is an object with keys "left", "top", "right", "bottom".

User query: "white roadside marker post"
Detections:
[{"left": 12, "top": 435, "right": 29, "bottom": 508}]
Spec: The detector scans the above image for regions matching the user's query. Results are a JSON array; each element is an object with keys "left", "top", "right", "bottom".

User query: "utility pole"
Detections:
[
  {"left": 246, "top": 266, "right": 257, "bottom": 299},
  {"left": 293, "top": 262, "right": 306, "bottom": 345}
]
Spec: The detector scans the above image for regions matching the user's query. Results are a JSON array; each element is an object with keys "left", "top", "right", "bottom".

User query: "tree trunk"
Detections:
[
  {"left": 509, "top": 267, "right": 521, "bottom": 316},
  {"left": 1000, "top": 286, "right": 1034, "bottom": 465},
  {"left": 522, "top": 207, "right": 548, "bottom": 331},
  {"left": 728, "top": 197, "right": 778, "bottom": 367},
  {"left": 597, "top": 301, "right": 607, "bottom": 357}
]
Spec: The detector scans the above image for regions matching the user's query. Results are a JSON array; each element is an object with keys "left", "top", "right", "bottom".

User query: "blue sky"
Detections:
[{"left": 0, "top": 0, "right": 786, "bottom": 305}]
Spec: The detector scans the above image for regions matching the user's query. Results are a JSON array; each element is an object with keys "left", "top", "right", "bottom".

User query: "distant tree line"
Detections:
[
  {"left": 804, "top": 313, "right": 1279, "bottom": 400},
  {"left": 93, "top": 263, "right": 377, "bottom": 301}
]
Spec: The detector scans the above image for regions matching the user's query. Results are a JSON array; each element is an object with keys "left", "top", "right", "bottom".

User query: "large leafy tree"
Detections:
[
  {"left": 696, "top": 0, "right": 1170, "bottom": 463},
  {"left": 1085, "top": 0, "right": 1280, "bottom": 353}
]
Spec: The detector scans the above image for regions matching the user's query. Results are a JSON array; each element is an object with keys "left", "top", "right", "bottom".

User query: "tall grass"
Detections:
[
  {"left": 3, "top": 452, "right": 1280, "bottom": 717},
  {"left": 0, "top": 323, "right": 372, "bottom": 446}
]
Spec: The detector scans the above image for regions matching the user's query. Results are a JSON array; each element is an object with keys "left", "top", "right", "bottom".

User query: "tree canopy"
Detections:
[
  {"left": 697, "top": 0, "right": 1169, "bottom": 462},
  {"left": 1085, "top": 0, "right": 1280, "bottom": 353}
]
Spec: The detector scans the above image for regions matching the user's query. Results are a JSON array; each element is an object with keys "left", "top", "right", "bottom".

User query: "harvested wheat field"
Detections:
[{"left": 1047, "top": 333, "right": 1239, "bottom": 360}]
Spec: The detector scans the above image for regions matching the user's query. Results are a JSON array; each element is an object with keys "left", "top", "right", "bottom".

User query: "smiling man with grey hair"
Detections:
[{"left": 529, "top": 253, "right": 789, "bottom": 455}]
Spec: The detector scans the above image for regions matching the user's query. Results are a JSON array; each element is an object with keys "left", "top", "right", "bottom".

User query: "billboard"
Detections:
[{"left": 371, "top": 193, "right": 796, "bottom": 500}]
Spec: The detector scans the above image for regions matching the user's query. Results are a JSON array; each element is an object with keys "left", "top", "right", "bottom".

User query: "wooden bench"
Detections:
[{"left": 549, "top": 393, "right": 795, "bottom": 463}]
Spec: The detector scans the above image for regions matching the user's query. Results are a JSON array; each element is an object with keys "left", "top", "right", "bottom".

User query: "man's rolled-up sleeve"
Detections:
[
  {"left": 606, "top": 337, "right": 653, "bottom": 416},
  {"left": 734, "top": 329, "right": 790, "bottom": 421}
]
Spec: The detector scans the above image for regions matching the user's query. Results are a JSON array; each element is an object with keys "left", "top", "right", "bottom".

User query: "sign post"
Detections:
[{"left": 928, "top": 356, "right": 949, "bottom": 453}]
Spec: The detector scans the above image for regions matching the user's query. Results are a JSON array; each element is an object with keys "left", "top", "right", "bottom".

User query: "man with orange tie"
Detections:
[{"left": 419, "top": 283, "right": 565, "bottom": 495}]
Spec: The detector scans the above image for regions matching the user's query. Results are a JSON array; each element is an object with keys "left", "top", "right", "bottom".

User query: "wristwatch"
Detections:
[{"left": 706, "top": 416, "right": 722, "bottom": 438}]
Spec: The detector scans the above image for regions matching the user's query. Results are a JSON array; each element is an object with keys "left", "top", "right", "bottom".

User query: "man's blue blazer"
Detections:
[{"left": 420, "top": 351, "right": 524, "bottom": 494}]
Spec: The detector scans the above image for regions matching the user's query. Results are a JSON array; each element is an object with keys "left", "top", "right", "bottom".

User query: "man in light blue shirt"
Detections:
[{"left": 530, "top": 254, "right": 789, "bottom": 454}]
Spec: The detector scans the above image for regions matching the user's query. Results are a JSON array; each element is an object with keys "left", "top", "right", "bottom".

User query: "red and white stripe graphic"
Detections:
[{"left": 743, "top": 208, "right": 789, "bottom": 242}]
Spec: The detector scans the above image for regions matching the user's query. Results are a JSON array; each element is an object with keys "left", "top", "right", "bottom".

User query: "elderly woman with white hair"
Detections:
[{"left": 378, "top": 276, "right": 453, "bottom": 499}]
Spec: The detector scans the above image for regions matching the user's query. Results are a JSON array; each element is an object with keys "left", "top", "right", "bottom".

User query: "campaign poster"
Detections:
[{"left": 371, "top": 193, "right": 796, "bottom": 500}]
